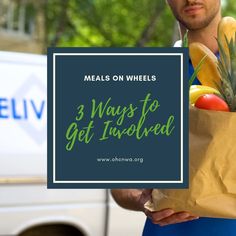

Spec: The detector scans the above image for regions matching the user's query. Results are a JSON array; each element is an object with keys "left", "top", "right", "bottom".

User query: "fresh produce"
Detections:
[
  {"left": 189, "top": 42, "right": 221, "bottom": 89},
  {"left": 195, "top": 94, "right": 230, "bottom": 112},
  {"left": 218, "top": 16, "right": 236, "bottom": 67},
  {"left": 189, "top": 85, "right": 221, "bottom": 105},
  {"left": 217, "top": 17, "right": 236, "bottom": 112},
  {"left": 189, "top": 16, "right": 236, "bottom": 112}
]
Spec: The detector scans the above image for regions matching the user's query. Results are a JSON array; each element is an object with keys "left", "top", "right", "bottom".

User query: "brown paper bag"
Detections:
[{"left": 145, "top": 107, "right": 236, "bottom": 219}]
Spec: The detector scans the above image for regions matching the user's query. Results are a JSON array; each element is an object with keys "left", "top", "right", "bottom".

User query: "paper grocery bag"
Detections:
[{"left": 145, "top": 107, "right": 236, "bottom": 219}]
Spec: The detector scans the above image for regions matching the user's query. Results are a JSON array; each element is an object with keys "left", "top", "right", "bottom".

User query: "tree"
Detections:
[{"left": 45, "top": 0, "right": 176, "bottom": 48}]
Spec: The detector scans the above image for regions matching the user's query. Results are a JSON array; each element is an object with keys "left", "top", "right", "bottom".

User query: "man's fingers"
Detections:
[
  {"left": 186, "top": 216, "right": 199, "bottom": 221},
  {"left": 148, "top": 208, "right": 175, "bottom": 222},
  {"left": 154, "top": 212, "right": 199, "bottom": 226},
  {"left": 158, "top": 216, "right": 199, "bottom": 226},
  {"left": 146, "top": 208, "right": 199, "bottom": 226},
  {"left": 153, "top": 211, "right": 189, "bottom": 224}
]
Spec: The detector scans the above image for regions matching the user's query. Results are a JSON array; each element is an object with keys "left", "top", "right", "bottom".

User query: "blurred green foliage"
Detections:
[
  {"left": 222, "top": 0, "right": 236, "bottom": 18},
  {"left": 46, "top": 0, "right": 175, "bottom": 47},
  {"left": 45, "top": 0, "right": 236, "bottom": 48}
]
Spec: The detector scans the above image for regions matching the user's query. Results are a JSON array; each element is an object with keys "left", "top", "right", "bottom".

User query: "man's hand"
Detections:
[{"left": 139, "top": 189, "right": 199, "bottom": 227}]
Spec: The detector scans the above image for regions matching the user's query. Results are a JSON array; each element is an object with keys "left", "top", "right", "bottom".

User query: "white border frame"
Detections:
[{"left": 52, "top": 52, "right": 184, "bottom": 184}]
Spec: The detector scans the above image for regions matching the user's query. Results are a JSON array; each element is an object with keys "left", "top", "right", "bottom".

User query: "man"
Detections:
[{"left": 111, "top": 1, "right": 236, "bottom": 235}]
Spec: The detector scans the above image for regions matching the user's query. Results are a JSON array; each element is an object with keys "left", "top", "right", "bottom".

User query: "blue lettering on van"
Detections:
[
  {"left": 12, "top": 99, "right": 21, "bottom": 119},
  {"left": 31, "top": 99, "right": 45, "bottom": 119},
  {"left": 0, "top": 98, "right": 8, "bottom": 118},
  {"left": 0, "top": 98, "right": 45, "bottom": 120}
]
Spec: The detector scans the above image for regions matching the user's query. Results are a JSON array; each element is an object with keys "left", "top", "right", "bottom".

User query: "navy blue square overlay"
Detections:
[{"left": 47, "top": 48, "right": 189, "bottom": 188}]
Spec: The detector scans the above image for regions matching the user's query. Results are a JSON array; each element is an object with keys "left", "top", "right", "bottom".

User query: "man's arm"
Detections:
[
  {"left": 111, "top": 189, "right": 148, "bottom": 211},
  {"left": 111, "top": 189, "right": 199, "bottom": 227}
]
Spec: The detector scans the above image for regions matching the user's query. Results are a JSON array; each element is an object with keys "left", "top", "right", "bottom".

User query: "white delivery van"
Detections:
[{"left": 0, "top": 51, "right": 145, "bottom": 236}]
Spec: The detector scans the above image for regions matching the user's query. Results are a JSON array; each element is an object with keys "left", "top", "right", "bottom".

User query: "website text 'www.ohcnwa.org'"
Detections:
[{"left": 97, "top": 156, "right": 144, "bottom": 164}]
